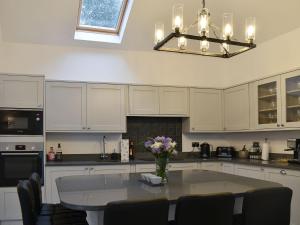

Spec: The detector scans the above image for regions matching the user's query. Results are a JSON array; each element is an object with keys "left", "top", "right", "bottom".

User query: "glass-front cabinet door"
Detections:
[
  {"left": 281, "top": 70, "right": 300, "bottom": 127},
  {"left": 256, "top": 76, "right": 282, "bottom": 129}
]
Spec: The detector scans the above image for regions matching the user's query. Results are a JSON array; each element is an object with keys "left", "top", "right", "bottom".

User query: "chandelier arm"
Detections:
[{"left": 183, "top": 19, "right": 198, "bottom": 33}]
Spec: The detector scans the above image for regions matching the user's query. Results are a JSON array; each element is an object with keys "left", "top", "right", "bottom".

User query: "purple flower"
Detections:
[{"left": 144, "top": 140, "right": 153, "bottom": 148}]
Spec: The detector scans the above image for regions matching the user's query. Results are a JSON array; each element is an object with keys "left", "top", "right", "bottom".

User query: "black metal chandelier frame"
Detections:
[{"left": 153, "top": 0, "right": 257, "bottom": 58}]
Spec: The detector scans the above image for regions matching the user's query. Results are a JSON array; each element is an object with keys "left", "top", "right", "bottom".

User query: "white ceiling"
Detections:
[{"left": 1, "top": 0, "right": 300, "bottom": 51}]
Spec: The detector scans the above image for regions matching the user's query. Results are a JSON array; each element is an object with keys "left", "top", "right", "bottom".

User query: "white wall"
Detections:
[
  {"left": 225, "top": 27, "right": 300, "bottom": 86},
  {"left": 0, "top": 41, "right": 226, "bottom": 88}
]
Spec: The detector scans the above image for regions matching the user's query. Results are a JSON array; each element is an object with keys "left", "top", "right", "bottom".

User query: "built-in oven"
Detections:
[
  {"left": 0, "top": 109, "right": 43, "bottom": 135},
  {"left": 0, "top": 143, "right": 44, "bottom": 187}
]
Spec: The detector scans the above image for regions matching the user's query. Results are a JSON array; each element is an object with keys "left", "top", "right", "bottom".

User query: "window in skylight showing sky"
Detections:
[{"left": 77, "top": 0, "right": 128, "bottom": 33}]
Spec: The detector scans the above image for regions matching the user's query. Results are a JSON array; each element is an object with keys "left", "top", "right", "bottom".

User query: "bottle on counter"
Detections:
[
  {"left": 261, "top": 138, "right": 270, "bottom": 161},
  {"left": 129, "top": 141, "right": 135, "bottom": 160},
  {"left": 47, "top": 147, "right": 56, "bottom": 161},
  {"left": 55, "top": 143, "right": 63, "bottom": 161}
]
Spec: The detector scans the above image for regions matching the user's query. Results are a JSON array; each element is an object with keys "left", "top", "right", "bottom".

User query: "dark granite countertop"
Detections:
[
  {"left": 56, "top": 170, "right": 281, "bottom": 211},
  {"left": 45, "top": 153, "right": 300, "bottom": 171}
]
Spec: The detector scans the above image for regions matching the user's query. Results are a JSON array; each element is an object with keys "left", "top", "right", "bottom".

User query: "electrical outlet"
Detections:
[{"left": 192, "top": 142, "right": 200, "bottom": 148}]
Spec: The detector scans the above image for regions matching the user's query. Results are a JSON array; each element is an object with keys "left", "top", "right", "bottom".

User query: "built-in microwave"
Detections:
[{"left": 0, "top": 109, "right": 43, "bottom": 135}]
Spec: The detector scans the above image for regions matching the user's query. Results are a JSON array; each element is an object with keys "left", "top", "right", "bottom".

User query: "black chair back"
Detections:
[
  {"left": 17, "top": 180, "right": 37, "bottom": 225},
  {"left": 104, "top": 198, "right": 169, "bottom": 225},
  {"left": 242, "top": 187, "right": 293, "bottom": 225},
  {"left": 174, "top": 193, "right": 235, "bottom": 225},
  {"left": 29, "top": 172, "right": 43, "bottom": 214}
]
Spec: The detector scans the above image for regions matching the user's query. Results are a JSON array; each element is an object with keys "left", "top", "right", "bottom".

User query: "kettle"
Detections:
[{"left": 200, "top": 142, "right": 212, "bottom": 158}]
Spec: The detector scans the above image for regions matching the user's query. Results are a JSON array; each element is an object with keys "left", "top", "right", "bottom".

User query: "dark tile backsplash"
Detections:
[{"left": 122, "top": 117, "right": 182, "bottom": 153}]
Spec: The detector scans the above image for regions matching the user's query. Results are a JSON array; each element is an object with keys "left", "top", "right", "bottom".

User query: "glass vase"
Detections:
[{"left": 155, "top": 156, "right": 169, "bottom": 183}]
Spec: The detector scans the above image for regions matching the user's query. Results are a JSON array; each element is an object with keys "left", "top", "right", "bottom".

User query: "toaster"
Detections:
[{"left": 215, "top": 146, "right": 236, "bottom": 158}]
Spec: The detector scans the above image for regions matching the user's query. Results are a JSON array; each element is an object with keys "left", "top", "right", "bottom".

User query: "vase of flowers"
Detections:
[{"left": 144, "top": 136, "right": 177, "bottom": 183}]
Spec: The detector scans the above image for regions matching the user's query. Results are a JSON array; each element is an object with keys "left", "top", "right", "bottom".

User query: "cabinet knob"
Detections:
[
  {"left": 277, "top": 124, "right": 280, "bottom": 127},
  {"left": 82, "top": 127, "right": 86, "bottom": 130},
  {"left": 280, "top": 170, "right": 287, "bottom": 175},
  {"left": 84, "top": 168, "right": 89, "bottom": 170},
  {"left": 260, "top": 168, "right": 264, "bottom": 171},
  {"left": 37, "top": 104, "right": 42, "bottom": 107},
  {"left": 281, "top": 124, "right": 285, "bottom": 127},
  {"left": 87, "top": 127, "right": 91, "bottom": 130}
]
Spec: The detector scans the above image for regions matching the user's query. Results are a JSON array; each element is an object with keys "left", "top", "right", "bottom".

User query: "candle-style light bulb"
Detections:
[
  {"left": 245, "top": 17, "right": 256, "bottom": 42},
  {"left": 172, "top": 4, "right": 184, "bottom": 32},
  {"left": 198, "top": 8, "right": 210, "bottom": 36},
  {"left": 178, "top": 36, "right": 187, "bottom": 50},
  {"left": 200, "top": 40, "right": 209, "bottom": 52},
  {"left": 154, "top": 23, "right": 164, "bottom": 44},
  {"left": 223, "top": 13, "right": 233, "bottom": 39}
]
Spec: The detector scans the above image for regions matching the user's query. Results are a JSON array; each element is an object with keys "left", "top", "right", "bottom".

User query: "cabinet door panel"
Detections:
[
  {"left": 90, "top": 165, "right": 131, "bottom": 175},
  {"left": 256, "top": 76, "right": 282, "bottom": 129},
  {"left": 129, "top": 86, "right": 159, "bottom": 115},
  {"left": 281, "top": 70, "right": 300, "bottom": 128},
  {"left": 159, "top": 87, "right": 189, "bottom": 115},
  {"left": 0, "top": 189, "right": 22, "bottom": 220},
  {"left": 235, "top": 165, "right": 266, "bottom": 180},
  {"left": 0, "top": 75, "right": 43, "bottom": 108},
  {"left": 267, "top": 169, "right": 300, "bottom": 225},
  {"left": 169, "top": 163, "right": 198, "bottom": 171},
  {"left": 201, "top": 162, "right": 222, "bottom": 172},
  {"left": 87, "top": 84, "right": 126, "bottom": 132},
  {"left": 224, "top": 84, "right": 250, "bottom": 131},
  {"left": 188, "top": 88, "right": 223, "bottom": 131},
  {"left": 46, "top": 82, "right": 86, "bottom": 131}
]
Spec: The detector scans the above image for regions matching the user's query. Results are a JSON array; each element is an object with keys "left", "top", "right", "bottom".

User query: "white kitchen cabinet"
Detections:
[
  {"left": 281, "top": 70, "right": 300, "bottom": 128},
  {"left": 0, "top": 188, "right": 22, "bottom": 221},
  {"left": 235, "top": 164, "right": 267, "bottom": 180},
  {"left": 90, "top": 165, "right": 131, "bottom": 175},
  {"left": 135, "top": 164, "right": 156, "bottom": 173},
  {"left": 129, "top": 86, "right": 159, "bottom": 115},
  {"left": 0, "top": 75, "right": 44, "bottom": 108},
  {"left": 169, "top": 162, "right": 198, "bottom": 171},
  {"left": 266, "top": 168, "right": 300, "bottom": 225},
  {"left": 159, "top": 87, "right": 189, "bottom": 116},
  {"left": 46, "top": 82, "right": 87, "bottom": 131},
  {"left": 224, "top": 84, "right": 250, "bottom": 131},
  {"left": 87, "top": 84, "right": 126, "bottom": 132},
  {"left": 183, "top": 88, "right": 223, "bottom": 132},
  {"left": 45, "top": 166, "right": 89, "bottom": 203},
  {"left": 255, "top": 76, "right": 282, "bottom": 129},
  {"left": 221, "top": 163, "right": 235, "bottom": 174}
]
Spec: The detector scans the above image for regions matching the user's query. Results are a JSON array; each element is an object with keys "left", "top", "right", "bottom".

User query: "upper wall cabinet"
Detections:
[
  {"left": 46, "top": 81, "right": 126, "bottom": 133},
  {"left": 0, "top": 75, "right": 44, "bottom": 108},
  {"left": 159, "top": 87, "right": 189, "bottom": 116},
  {"left": 255, "top": 76, "right": 282, "bottom": 129},
  {"left": 224, "top": 84, "right": 250, "bottom": 131},
  {"left": 281, "top": 71, "right": 300, "bottom": 128},
  {"left": 87, "top": 84, "right": 126, "bottom": 132},
  {"left": 129, "top": 86, "right": 159, "bottom": 115},
  {"left": 46, "top": 82, "right": 87, "bottom": 131},
  {"left": 183, "top": 88, "right": 223, "bottom": 132},
  {"left": 129, "top": 85, "right": 189, "bottom": 116}
]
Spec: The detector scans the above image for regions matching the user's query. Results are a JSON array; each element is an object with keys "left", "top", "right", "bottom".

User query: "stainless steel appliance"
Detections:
[
  {"left": 286, "top": 139, "right": 300, "bottom": 164},
  {"left": 200, "top": 142, "right": 212, "bottom": 158},
  {"left": 249, "top": 142, "right": 262, "bottom": 159},
  {"left": 0, "top": 109, "right": 43, "bottom": 135},
  {"left": 0, "top": 142, "right": 44, "bottom": 187},
  {"left": 216, "top": 146, "right": 236, "bottom": 158}
]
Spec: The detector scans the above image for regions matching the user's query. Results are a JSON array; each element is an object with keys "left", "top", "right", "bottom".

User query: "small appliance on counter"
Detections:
[
  {"left": 285, "top": 139, "right": 300, "bottom": 164},
  {"left": 216, "top": 146, "right": 236, "bottom": 158},
  {"left": 238, "top": 145, "right": 249, "bottom": 159},
  {"left": 249, "top": 142, "right": 262, "bottom": 160},
  {"left": 199, "top": 142, "right": 212, "bottom": 158}
]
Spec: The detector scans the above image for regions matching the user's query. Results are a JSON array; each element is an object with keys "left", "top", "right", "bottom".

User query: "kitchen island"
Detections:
[{"left": 56, "top": 170, "right": 281, "bottom": 225}]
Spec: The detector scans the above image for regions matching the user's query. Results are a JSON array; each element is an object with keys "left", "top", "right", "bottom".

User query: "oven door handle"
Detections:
[{"left": 1, "top": 153, "right": 40, "bottom": 156}]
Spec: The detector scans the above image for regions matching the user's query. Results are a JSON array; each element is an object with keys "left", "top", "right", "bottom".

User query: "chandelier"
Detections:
[{"left": 153, "top": 0, "right": 256, "bottom": 58}]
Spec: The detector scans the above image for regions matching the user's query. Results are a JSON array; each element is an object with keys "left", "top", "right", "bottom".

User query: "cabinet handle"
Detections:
[
  {"left": 260, "top": 168, "right": 264, "bottom": 171},
  {"left": 89, "top": 168, "right": 94, "bottom": 171},
  {"left": 84, "top": 168, "right": 89, "bottom": 170},
  {"left": 277, "top": 124, "right": 280, "bottom": 127},
  {"left": 87, "top": 127, "right": 91, "bottom": 130},
  {"left": 281, "top": 124, "right": 285, "bottom": 127},
  {"left": 280, "top": 170, "right": 287, "bottom": 175},
  {"left": 37, "top": 104, "right": 42, "bottom": 108}
]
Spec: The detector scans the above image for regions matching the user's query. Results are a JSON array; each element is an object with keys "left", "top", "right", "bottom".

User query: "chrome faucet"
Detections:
[{"left": 100, "top": 135, "right": 108, "bottom": 160}]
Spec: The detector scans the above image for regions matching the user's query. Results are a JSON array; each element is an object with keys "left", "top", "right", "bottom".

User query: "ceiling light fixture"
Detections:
[{"left": 154, "top": 0, "right": 256, "bottom": 58}]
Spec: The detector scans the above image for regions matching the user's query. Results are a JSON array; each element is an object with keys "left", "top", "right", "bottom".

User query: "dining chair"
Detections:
[
  {"left": 104, "top": 198, "right": 169, "bottom": 225},
  {"left": 29, "top": 173, "right": 87, "bottom": 218},
  {"left": 170, "top": 193, "right": 235, "bottom": 225},
  {"left": 239, "top": 187, "right": 293, "bottom": 225}
]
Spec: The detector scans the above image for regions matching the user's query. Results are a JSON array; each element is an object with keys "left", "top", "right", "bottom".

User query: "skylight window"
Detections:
[
  {"left": 77, "top": 0, "right": 128, "bottom": 34},
  {"left": 75, "top": 0, "right": 132, "bottom": 43}
]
